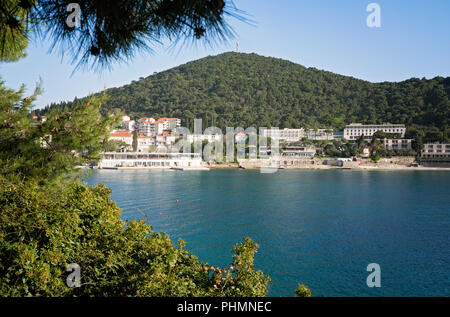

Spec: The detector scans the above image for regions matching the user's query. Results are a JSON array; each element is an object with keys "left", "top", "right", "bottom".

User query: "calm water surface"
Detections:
[{"left": 86, "top": 169, "right": 450, "bottom": 297}]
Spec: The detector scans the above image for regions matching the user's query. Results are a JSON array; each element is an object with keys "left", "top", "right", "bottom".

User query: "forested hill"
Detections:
[{"left": 41, "top": 52, "right": 449, "bottom": 135}]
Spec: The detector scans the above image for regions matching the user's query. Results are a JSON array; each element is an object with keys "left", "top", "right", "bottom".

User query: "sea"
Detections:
[{"left": 86, "top": 169, "right": 450, "bottom": 297}]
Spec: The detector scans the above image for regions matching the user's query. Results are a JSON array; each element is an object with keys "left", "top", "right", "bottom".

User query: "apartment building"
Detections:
[
  {"left": 343, "top": 123, "right": 406, "bottom": 140},
  {"left": 421, "top": 143, "right": 450, "bottom": 159},
  {"left": 159, "top": 118, "right": 181, "bottom": 131},
  {"left": 120, "top": 120, "right": 135, "bottom": 131},
  {"left": 138, "top": 120, "right": 162, "bottom": 136},
  {"left": 137, "top": 117, "right": 180, "bottom": 136},
  {"left": 137, "top": 136, "right": 155, "bottom": 152},
  {"left": 156, "top": 132, "right": 176, "bottom": 147},
  {"left": 261, "top": 128, "right": 304, "bottom": 142},
  {"left": 382, "top": 138, "right": 413, "bottom": 151}
]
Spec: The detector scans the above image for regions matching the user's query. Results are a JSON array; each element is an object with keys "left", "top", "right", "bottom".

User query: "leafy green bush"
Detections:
[
  {"left": 0, "top": 178, "right": 270, "bottom": 297},
  {"left": 294, "top": 284, "right": 312, "bottom": 297},
  {"left": 371, "top": 155, "right": 381, "bottom": 163}
]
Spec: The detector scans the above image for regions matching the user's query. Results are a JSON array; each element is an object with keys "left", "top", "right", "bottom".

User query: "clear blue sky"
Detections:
[{"left": 1, "top": 0, "right": 449, "bottom": 109}]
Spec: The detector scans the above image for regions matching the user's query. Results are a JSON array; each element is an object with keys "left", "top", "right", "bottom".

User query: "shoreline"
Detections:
[
  {"left": 79, "top": 166, "right": 450, "bottom": 172},
  {"left": 77, "top": 163, "right": 450, "bottom": 172},
  {"left": 208, "top": 164, "right": 450, "bottom": 172}
]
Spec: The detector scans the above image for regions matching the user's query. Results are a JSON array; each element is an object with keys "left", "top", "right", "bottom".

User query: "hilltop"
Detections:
[{"left": 40, "top": 52, "right": 449, "bottom": 138}]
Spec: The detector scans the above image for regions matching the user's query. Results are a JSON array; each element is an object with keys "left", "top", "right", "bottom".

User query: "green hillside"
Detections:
[{"left": 41, "top": 52, "right": 449, "bottom": 139}]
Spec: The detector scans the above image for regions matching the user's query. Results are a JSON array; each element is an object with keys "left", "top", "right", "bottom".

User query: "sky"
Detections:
[{"left": 1, "top": 0, "right": 449, "bottom": 109}]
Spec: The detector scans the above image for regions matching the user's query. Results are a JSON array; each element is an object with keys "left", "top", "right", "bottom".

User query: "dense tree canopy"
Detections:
[{"left": 41, "top": 53, "right": 449, "bottom": 140}]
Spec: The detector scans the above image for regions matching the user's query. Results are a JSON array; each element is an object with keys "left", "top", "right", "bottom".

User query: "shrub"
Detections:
[
  {"left": 295, "top": 284, "right": 312, "bottom": 297},
  {"left": 0, "top": 178, "right": 270, "bottom": 297}
]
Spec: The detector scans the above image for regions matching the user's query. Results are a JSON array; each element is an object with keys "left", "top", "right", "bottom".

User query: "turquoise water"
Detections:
[{"left": 86, "top": 169, "right": 450, "bottom": 297}]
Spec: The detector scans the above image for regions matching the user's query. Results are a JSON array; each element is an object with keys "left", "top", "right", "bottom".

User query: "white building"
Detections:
[
  {"left": 343, "top": 123, "right": 406, "bottom": 141},
  {"left": 184, "top": 134, "right": 223, "bottom": 143},
  {"left": 98, "top": 152, "right": 205, "bottom": 170},
  {"left": 235, "top": 132, "right": 248, "bottom": 143},
  {"left": 137, "top": 117, "right": 180, "bottom": 136},
  {"left": 361, "top": 147, "right": 370, "bottom": 158},
  {"left": 305, "top": 129, "right": 334, "bottom": 141},
  {"left": 156, "top": 133, "right": 177, "bottom": 147},
  {"left": 261, "top": 128, "right": 304, "bottom": 142},
  {"left": 109, "top": 130, "right": 133, "bottom": 145},
  {"left": 158, "top": 118, "right": 181, "bottom": 131},
  {"left": 281, "top": 146, "right": 316, "bottom": 158},
  {"left": 382, "top": 138, "right": 413, "bottom": 151},
  {"left": 137, "top": 136, "right": 155, "bottom": 152},
  {"left": 138, "top": 119, "right": 163, "bottom": 136},
  {"left": 421, "top": 143, "right": 450, "bottom": 159},
  {"left": 120, "top": 120, "right": 135, "bottom": 131}
]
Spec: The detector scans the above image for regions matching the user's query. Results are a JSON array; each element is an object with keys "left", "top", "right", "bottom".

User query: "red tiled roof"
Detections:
[
  {"left": 158, "top": 132, "right": 173, "bottom": 137},
  {"left": 157, "top": 117, "right": 180, "bottom": 122},
  {"left": 110, "top": 131, "right": 132, "bottom": 137},
  {"left": 139, "top": 117, "right": 179, "bottom": 124}
]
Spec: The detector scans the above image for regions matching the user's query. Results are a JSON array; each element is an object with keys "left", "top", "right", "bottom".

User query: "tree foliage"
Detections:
[
  {"left": 0, "top": 0, "right": 244, "bottom": 69},
  {"left": 103, "top": 139, "right": 128, "bottom": 152},
  {"left": 295, "top": 284, "right": 312, "bottom": 297},
  {"left": 0, "top": 1, "right": 31, "bottom": 62},
  {"left": 0, "top": 79, "right": 121, "bottom": 184}
]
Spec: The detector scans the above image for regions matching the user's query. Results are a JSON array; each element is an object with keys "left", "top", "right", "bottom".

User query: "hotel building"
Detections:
[
  {"left": 421, "top": 143, "right": 450, "bottom": 159},
  {"left": 159, "top": 118, "right": 181, "bottom": 131},
  {"left": 420, "top": 143, "right": 450, "bottom": 167},
  {"left": 343, "top": 123, "right": 406, "bottom": 141},
  {"left": 382, "top": 138, "right": 413, "bottom": 151},
  {"left": 98, "top": 152, "right": 204, "bottom": 169},
  {"left": 137, "top": 117, "right": 180, "bottom": 136},
  {"left": 261, "top": 128, "right": 305, "bottom": 142}
]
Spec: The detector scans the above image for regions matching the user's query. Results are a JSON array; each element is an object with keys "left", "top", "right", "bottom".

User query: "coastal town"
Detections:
[
  {"left": 2, "top": 0, "right": 449, "bottom": 300},
  {"left": 96, "top": 115, "right": 450, "bottom": 171}
]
